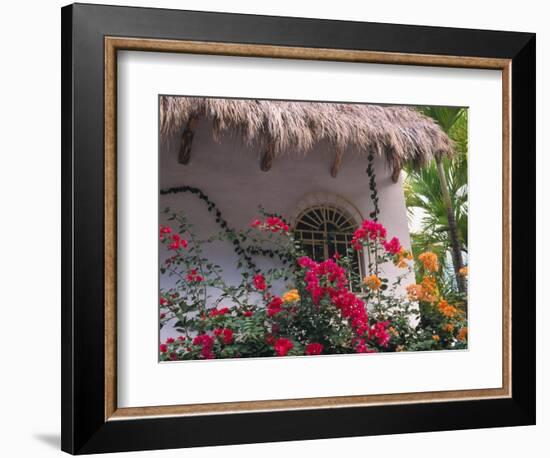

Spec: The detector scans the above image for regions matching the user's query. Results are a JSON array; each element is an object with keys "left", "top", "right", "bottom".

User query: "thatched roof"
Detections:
[{"left": 160, "top": 96, "right": 454, "bottom": 174}]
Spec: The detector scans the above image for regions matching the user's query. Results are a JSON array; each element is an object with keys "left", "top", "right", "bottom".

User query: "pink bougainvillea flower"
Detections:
[
  {"left": 297, "top": 256, "right": 316, "bottom": 269},
  {"left": 273, "top": 337, "right": 293, "bottom": 356},
  {"left": 253, "top": 273, "right": 267, "bottom": 291},
  {"left": 305, "top": 343, "right": 324, "bottom": 356},
  {"left": 382, "top": 237, "right": 402, "bottom": 255},
  {"left": 351, "top": 219, "right": 387, "bottom": 250}
]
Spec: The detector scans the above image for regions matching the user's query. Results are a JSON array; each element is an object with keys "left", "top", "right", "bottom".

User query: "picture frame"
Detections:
[{"left": 61, "top": 3, "right": 535, "bottom": 454}]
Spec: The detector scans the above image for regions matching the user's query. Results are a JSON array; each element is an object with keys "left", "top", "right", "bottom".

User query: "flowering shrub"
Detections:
[{"left": 159, "top": 209, "right": 467, "bottom": 361}]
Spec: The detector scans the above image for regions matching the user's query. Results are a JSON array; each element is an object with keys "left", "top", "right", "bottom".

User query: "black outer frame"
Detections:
[{"left": 61, "top": 3, "right": 536, "bottom": 454}]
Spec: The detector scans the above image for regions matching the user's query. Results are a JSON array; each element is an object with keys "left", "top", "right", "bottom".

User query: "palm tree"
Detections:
[{"left": 405, "top": 107, "right": 468, "bottom": 295}]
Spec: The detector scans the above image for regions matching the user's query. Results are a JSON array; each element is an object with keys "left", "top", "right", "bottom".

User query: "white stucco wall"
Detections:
[{"left": 159, "top": 119, "right": 415, "bottom": 338}]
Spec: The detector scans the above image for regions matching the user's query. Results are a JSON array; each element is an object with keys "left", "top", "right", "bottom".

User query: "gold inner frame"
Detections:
[{"left": 104, "top": 37, "right": 512, "bottom": 421}]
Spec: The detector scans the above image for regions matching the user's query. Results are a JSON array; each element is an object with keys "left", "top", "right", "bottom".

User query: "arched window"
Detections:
[{"left": 294, "top": 205, "right": 364, "bottom": 286}]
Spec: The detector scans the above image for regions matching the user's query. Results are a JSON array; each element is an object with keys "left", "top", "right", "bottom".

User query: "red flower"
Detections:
[
  {"left": 273, "top": 338, "right": 294, "bottom": 356},
  {"left": 159, "top": 225, "right": 172, "bottom": 240},
  {"left": 266, "top": 216, "right": 289, "bottom": 233},
  {"left": 298, "top": 256, "right": 369, "bottom": 336},
  {"left": 209, "top": 307, "right": 230, "bottom": 317},
  {"left": 222, "top": 328, "right": 234, "bottom": 345},
  {"left": 166, "top": 337, "right": 175, "bottom": 344},
  {"left": 243, "top": 310, "right": 254, "bottom": 317},
  {"left": 159, "top": 344, "right": 168, "bottom": 353},
  {"left": 186, "top": 269, "right": 204, "bottom": 282},
  {"left": 193, "top": 334, "right": 215, "bottom": 359},
  {"left": 305, "top": 343, "right": 323, "bottom": 355},
  {"left": 253, "top": 273, "right": 267, "bottom": 291},
  {"left": 368, "top": 321, "right": 391, "bottom": 347},
  {"left": 250, "top": 216, "right": 289, "bottom": 233},
  {"left": 265, "top": 334, "right": 276, "bottom": 345},
  {"left": 214, "top": 327, "right": 233, "bottom": 345},
  {"left": 159, "top": 312, "right": 166, "bottom": 319},
  {"left": 354, "top": 338, "right": 378, "bottom": 353},
  {"left": 167, "top": 233, "right": 188, "bottom": 250},
  {"left": 267, "top": 296, "right": 283, "bottom": 317},
  {"left": 302, "top": 258, "right": 348, "bottom": 305},
  {"left": 331, "top": 290, "right": 369, "bottom": 335},
  {"left": 160, "top": 297, "right": 167, "bottom": 305}
]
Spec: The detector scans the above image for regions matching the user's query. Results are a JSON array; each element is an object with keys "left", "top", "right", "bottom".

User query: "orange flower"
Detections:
[
  {"left": 407, "top": 277, "right": 438, "bottom": 303},
  {"left": 406, "top": 284, "right": 424, "bottom": 301},
  {"left": 363, "top": 274, "right": 382, "bottom": 290},
  {"left": 388, "top": 326, "right": 399, "bottom": 337},
  {"left": 443, "top": 323, "right": 455, "bottom": 333},
  {"left": 282, "top": 289, "right": 300, "bottom": 303},
  {"left": 395, "top": 247, "right": 413, "bottom": 268},
  {"left": 421, "top": 276, "right": 439, "bottom": 303},
  {"left": 457, "top": 327, "right": 468, "bottom": 342},
  {"left": 437, "top": 299, "right": 458, "bottom": 318},
  {"left": 432, "top": 335, "right": 440, "bottom": 341},
  {"left": 418, "top": 252, "right": 439, "bottom": 273},
  {"left": 459, "top": 266, "right": 469, "bottom": 277}
]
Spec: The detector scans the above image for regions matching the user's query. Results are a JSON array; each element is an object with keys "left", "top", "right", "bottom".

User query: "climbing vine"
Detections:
[
  {"left": 160, "top": 185, "right": 293, "bottom": 272},
  {"left": 366, "top": 152, "right": 380, "bottom": 221}
]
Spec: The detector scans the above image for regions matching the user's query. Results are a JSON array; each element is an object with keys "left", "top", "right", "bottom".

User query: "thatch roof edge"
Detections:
[{"left": 160, "top": 96, "right": 455, "bottom": 171}]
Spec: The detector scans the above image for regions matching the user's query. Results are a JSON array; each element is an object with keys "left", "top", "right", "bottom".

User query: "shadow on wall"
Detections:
[{"left": 33, "top": 433, "right": 60, "bottom": 450}]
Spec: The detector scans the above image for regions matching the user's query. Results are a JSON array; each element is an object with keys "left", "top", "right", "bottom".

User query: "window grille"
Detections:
[{"left": 294, "top": 205, "right": 364, "bottom": 287}]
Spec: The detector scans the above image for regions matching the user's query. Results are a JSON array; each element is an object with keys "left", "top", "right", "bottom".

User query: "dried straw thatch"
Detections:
[{"left": 160, "top": 96, "right": 454, "bottom": 173}]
